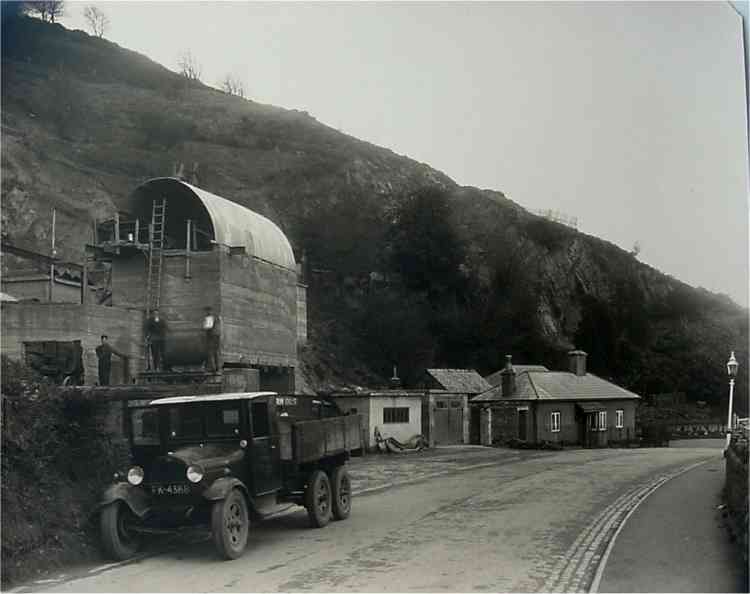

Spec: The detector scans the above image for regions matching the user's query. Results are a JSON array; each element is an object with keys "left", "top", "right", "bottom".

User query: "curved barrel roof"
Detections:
[{"left": 132, "top": 178, "right": 296, "bottom": 271}]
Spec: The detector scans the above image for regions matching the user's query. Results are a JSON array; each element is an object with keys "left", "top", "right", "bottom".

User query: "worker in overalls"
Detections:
[
  {"left": 145, "top": 309, "right": 168, "bottom": 371},
  {"left": 203, "top": 306, "right": 221, "bottom": 373}
]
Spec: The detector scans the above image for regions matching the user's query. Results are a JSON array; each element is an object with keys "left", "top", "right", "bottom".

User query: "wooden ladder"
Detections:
[
  {"left": 146, "top": 198, "right": 167, "bottom": 314},
  {"left": 144, "top": 198, "right": 166, "bottom": 370}
]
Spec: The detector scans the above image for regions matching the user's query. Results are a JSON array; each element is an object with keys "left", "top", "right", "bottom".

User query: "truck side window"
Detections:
[{"left": 251, "top": 401, "right": 270, "bottom": 438}]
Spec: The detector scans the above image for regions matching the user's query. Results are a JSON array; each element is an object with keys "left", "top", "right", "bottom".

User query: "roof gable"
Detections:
[{"left": 426, "top": 369, "right": 491, "bottom": 393}]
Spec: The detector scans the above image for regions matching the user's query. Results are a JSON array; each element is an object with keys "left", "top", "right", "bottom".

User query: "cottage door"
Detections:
[{"left": 518, "top": 410, "right": 528, "bottom": 441}]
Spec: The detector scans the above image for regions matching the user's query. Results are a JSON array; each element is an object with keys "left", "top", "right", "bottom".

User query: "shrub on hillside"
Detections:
[
  {"left": 135, "top": 106, "right": 196, "bottom": 149},
  {"left": 523, "top": 218, "right": 573, "bottom": 252}
]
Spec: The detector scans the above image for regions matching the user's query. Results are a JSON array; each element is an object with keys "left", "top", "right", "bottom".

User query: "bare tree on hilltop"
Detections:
[
  {"left": 178, "top": 50, "right": 202, "bottom": 81},
  {"left": 83, "top": 5, "right": 109, "bottom": 38},
  {"left": 220, "top": 74, "right": 245, "bottom": 98},
  {"left": 27, "top": 0, "right": 65, "bottom": 22}
]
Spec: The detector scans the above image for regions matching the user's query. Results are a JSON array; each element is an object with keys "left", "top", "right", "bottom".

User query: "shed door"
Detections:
[{"left": 434, "top": 403, "right": 463, "bottom": 445}]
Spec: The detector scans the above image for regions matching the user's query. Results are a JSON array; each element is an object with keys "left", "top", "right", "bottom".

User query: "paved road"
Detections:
[
  {"left": 15, "top": 446, "right": 727, "bottom": 593},
  {"left": 597, "top": 442, "right": 748, "bottom": 593}
]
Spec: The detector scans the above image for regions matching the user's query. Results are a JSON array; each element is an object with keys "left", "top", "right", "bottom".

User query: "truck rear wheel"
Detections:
[
  {"left": 330, "top": 466, "right": 351, "bottom": 520},
  {"left": 100, "top": 501, "right": 141, "bottom": 561},
  {"left": 305, "top": 469, "right": 332, "bottom": 528},
  {"left": 211, "top": 488, "right": 249, "bottom": 560}
]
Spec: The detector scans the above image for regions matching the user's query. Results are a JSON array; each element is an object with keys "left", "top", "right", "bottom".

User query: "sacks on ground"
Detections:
[{"left": 374, "top": 427, "right": 426, "bottom": 454}]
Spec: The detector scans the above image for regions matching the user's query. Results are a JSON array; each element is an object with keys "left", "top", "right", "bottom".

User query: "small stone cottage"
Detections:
[{"left": 472, "top": 351, "right": 641, "bottom": 447}]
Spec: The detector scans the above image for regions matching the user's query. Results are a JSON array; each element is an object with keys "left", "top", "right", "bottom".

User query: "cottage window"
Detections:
[
  {"left": 383, "top": 407, "right": 409, "bottom": 423},
  {"left": 616, "top": 409, "right": 624, "bottom": 429},
  {"left": 551, "top": 411, "right": 561, "bottom": 432},
  {"left": 598, "top": 411, "right": 607, "bottom": 431}
]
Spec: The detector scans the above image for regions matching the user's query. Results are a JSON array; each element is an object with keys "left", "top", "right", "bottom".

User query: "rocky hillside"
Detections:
[{"left": 1, "top": 15, "right": 747, "bottom": 411}]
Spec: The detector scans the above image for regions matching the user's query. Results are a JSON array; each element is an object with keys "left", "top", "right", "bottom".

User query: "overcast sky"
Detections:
[{"left": 61, "top": 1, "right": 749, "bottom": 307}]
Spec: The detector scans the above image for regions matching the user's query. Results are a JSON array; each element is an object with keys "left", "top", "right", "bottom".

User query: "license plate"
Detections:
[{"left": 150, "top": 483, "right": 191, "bottom": 496}]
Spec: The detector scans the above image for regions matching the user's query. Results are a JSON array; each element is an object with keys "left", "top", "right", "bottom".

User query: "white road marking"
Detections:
[
  {"left": 543, "top": 457, "right": 712, "bottom": 593},
  {"left": 588, "top": 458, "right": 712, "bottom": 593}
]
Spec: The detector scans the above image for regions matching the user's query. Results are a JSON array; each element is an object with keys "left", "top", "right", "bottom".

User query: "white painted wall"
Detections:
[{"left": 369, "top": 396, "right": 423, "bottom": 447}]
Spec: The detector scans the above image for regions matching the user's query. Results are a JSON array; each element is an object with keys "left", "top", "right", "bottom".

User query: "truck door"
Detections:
[{"left": 249, "top": 397, "right": 282, "bottom": 495}]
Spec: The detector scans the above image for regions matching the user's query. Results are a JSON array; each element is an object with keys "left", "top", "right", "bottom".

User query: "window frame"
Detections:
[
  {"left": 550, "top": 411, "right": 561, "bottom": 433},
  {"left": 598, "top": 410, "right": 607, "bottom": 431},
  {"left": 383, "top": 406, "right": 410, "bottom": 424},
  {"left": 616, "top": 409, "right": 624, "bottom": 429}
]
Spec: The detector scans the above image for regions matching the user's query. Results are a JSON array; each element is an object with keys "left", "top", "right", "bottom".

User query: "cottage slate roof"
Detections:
[
  {"left": 485, "top": 365, "right": 549, "bottom": 386},
  {"left": 471, "top": 371, "right": 640, "bottom": 403},
  {"left": 426, "top": 369, "right": 492, "bottom": 394}
]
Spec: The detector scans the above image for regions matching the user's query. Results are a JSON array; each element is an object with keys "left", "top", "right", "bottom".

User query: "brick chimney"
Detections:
[
  {"left": 568, "top": 349, "right": 588, "bottom": 376},
  {"left": 500, "top": 355, "right": 516, "bottom": 397}
]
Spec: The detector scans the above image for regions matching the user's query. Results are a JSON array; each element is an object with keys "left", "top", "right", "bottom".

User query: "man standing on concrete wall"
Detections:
[
  {"left": 145, "top": 309, "right": 167, "bottom": 371},
  {"left": 203, "top": 306, "right": 221, "bottom": 373},
  {"left": 95, "top": 335, "right": 125, "bottom": 386}
]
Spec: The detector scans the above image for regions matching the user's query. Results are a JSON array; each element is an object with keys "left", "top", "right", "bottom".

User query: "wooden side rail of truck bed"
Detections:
[{"left": 278, "top": 414, "right": 363, "bottom": 463}]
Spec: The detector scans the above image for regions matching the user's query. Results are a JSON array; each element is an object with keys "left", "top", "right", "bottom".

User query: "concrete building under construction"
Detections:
[{"left": 1, "top": 178, "right": 306, "bottom": 391}]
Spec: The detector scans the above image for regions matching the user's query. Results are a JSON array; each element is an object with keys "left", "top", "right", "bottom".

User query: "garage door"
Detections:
[{"left": 434, "top": 405, "right": 463, "bottom": 445}]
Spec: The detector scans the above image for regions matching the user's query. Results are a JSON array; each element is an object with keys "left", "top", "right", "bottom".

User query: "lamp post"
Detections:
[{"left": 726, "top": 351, "right": 739, "bottom": 449}]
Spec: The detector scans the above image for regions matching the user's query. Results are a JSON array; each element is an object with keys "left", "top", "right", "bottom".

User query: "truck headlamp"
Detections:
[
  {"left": 127, "top": 466, "right": 144, "bottom": 486},
  {"left": 186, "top": 465, "right": 204, "bottom": 483}
]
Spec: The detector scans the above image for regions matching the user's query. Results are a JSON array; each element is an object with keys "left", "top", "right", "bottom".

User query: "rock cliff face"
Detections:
[{"left": 1, "top": 16, "right": 746, "bottom": 407}]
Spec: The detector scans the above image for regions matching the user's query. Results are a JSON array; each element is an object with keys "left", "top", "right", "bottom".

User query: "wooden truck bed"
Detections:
[{"left": 279, "top": 414, "right": 362, "bottom": 463}]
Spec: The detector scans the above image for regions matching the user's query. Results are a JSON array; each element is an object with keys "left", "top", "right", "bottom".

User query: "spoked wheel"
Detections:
[
  {"left": 305, "top": 469, "right": 332, "bottom": 528},
  {"left": 330, "top": 466, "right": 352, "bottom": 521},
  {"left": 100, "top": 501, "right": 142, "bottom": 561},
  {"left": 211, "top": 488, "right": 249, "bottom": 560}
]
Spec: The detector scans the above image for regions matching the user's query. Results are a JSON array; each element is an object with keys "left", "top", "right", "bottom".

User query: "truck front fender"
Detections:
[
  {"left": 99, "top": 482, "right": 151, "bottom": 518},
  {"left": 202, "top": 477, "right": 249, "bottom": 502}
]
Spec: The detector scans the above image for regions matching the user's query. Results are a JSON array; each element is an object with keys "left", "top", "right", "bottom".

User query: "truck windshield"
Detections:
[
  {"left": 130, "top": 407, "right": 159, "bottom": 446},
  {"left": 167, "top": 404, "right": 241, "bottom": 441}
]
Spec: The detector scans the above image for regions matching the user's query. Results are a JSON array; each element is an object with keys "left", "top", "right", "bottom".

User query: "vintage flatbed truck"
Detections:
[{"left": 99, "top": 392, "right": 363, "bottom": 560}]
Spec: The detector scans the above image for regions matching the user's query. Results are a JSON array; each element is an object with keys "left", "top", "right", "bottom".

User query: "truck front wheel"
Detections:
[
  {"left": 211, "top": 488, "right": 249, "bottom": 559},
  {"left": 330, "top": 466, "right": 352, "bottom": 520},
  {"left": 100, "top": 501, "right": 141, "bottom": 561},
  {"left": 305, "top": 469, "right": 332, "bottom": 528}
]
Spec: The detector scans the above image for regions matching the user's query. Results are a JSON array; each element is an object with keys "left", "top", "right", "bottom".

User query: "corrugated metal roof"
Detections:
[
  {"left": 134, "top": 178, "right": 296, "bottom": 271},
  {"left": 471, "top": 371, "right": 640, "bottom": 402},
  {"left": 426, "top": 369, "right": 491, "bottom": 393},
  {"left": 485, "top": 365, "right": 549, "bottom": 386}
]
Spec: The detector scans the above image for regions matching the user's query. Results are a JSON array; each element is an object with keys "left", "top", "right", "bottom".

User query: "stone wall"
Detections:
[
  {"left": 725, "top": 429, "right": 749, "bottom": 565},
  {"left": 1, "top": 302, "right": 145, "bottom": 385}
]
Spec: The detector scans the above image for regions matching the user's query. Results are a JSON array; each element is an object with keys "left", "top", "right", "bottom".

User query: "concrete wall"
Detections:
[
  {"left": 369, "top": 396, "right": 422, "bottom": 447},
  {"left": 1, "top": 302, "right": 145, "bottom": 385},
  {"left": 109, "top": 249, "right": 297, "bottom": 371},
  {"left": 296, "top": 284, "right": 308, "bottom": 346},
  {"left": 219, "top": 252, "right": 297, "bottom": 368},
  {"left": 1, "top": 276, "right": 88, "bottom": 304}
]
